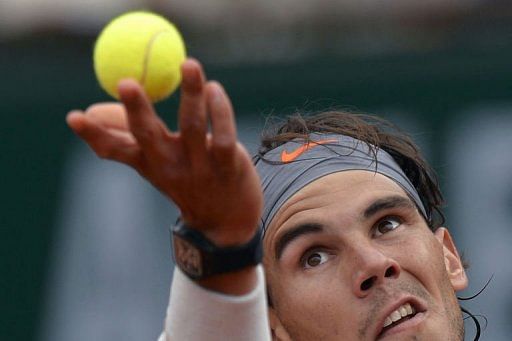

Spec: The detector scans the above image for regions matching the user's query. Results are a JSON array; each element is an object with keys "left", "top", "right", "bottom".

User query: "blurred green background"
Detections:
[{"left": 2, "top": 2, "right": 512, "bottom": 340}]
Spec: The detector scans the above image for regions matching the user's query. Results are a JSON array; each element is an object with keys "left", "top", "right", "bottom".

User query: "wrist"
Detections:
[
  {"left": 179, "top": 215, "right": 259, "bottom": 247},
  {"left": 200, "top": 228, "right": 258, "bottom": 247},
  {"left": 171, "top": 219, "right": 262, "bottom": 281}
]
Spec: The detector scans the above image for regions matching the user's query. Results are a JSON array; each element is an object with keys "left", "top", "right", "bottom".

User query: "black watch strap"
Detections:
[{"left": 171, "top": 219, "right": 263, "bottom": 280}]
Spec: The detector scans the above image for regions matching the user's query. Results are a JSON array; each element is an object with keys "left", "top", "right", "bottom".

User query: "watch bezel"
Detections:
[{"left": 173, "top": 235, "right": 204, "bottom": 278}]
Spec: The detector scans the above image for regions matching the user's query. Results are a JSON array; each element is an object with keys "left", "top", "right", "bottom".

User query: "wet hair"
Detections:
[{"left": 257, "top": 110, "right": 483, "bottom": 340}]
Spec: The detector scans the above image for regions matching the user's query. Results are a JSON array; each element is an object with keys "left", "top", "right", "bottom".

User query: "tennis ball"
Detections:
[{"left": 94, "top": 11, "right": 186, "bottom": 103}]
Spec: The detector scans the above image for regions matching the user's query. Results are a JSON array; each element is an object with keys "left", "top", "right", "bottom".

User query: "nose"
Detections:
[{"left": 351, "top": 245, "right": 401, "bottom": 298}]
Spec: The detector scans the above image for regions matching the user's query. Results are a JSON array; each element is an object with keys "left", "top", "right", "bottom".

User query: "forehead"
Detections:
[{"left": 263, "top": 170, "right": 411, "bottom": 243}]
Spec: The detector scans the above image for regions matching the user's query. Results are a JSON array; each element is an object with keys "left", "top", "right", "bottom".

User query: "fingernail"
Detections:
[
  {"left": 118, "top": 80, "right": 139, "bottom": 103},
  {"left": 118, "top": 78, "right": 136, "bottom": 90},
  {"left": 211, "top": 82, "right": 223, "bottom": 103},
  {"left": 66, "top": 111, "right": 82, "bottom": 121},
  {"left": 66, "top": 112, "right": 84, "bottom": 131},
  {"left": 190, "top": 66, "right": 201, "bottom": 84}
]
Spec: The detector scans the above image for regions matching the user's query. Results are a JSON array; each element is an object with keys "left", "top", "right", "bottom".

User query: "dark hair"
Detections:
[
  {"left": 257, "top": 111, "right": 445, "bottom": 230},
  {"left": 258, "top": 110, "right": 483, "bottom": 340}
]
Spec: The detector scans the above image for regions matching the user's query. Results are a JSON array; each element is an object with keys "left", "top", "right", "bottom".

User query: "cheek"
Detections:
[
  {"left": 398, "top": 233, "right": 454, "bottom": 302},
  {"left": 269, "top": 270, "right": 356, "bottom": 339},
  {"left": 399, "top": 234, "right": 465, "bottom": 336}
]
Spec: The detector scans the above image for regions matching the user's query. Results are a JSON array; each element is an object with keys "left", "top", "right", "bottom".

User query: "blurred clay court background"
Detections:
[{"left": 2, "top": 0, "right": 512, "bottom": 340}]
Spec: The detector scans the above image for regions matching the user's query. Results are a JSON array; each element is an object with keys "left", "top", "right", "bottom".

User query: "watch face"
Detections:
[{"left": 173, "top": 236, "right": 203, "bottom": 277}]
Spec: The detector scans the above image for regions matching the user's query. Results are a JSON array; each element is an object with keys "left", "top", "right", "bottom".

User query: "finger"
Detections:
[
  {"left": 85, "top": 103, "right": 129, "bottom": 130},
  {"left": 67, "top": 110, "right": 135, "bottom": 147},
  {"left": 67, "top": 110, "right": 141, "bottom": 166},
  {"left": 66, "top": 110, "right": 88, "bottom": 133},
  {"left": 178, "top": 59, "right": 208, "bottom": 165},
  {"left": 118, "top": 79, "right": 169, "bottom": 152},
  {"left": 206, "top": 82, "right": 237, "bottom": 171}
]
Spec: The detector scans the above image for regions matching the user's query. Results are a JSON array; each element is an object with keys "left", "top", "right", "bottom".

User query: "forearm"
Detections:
[{"left": 161, "top": 265, "right": 271, "bottom": 341}]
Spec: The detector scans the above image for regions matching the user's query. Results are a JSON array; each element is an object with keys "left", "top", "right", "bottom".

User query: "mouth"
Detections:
[{"left": 376, "top": 299, "right": 426, "bottom": 340}]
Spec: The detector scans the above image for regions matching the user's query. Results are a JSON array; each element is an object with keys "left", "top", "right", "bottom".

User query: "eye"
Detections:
[
  {"left": 374, "top": 216, "right": 403, "bottom": 236},
  {"left": 301, "top": 250, "right": 331, "bottom": 269}
]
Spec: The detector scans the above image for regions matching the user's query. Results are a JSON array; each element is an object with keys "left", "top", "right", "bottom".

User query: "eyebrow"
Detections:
[
  {"left": 274, "top": 223, "right": 323, "bottom": 260},
  {"left": 363, "top": 195, "right": 416, "bottom": 219},
  {"left": 273, "top": 195, "right": 416, "bottom": 260}
]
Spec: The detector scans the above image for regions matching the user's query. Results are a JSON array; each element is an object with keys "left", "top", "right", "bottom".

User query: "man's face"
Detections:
[{"left": 263, "top": 171, "right": 468, "bottom": 340}]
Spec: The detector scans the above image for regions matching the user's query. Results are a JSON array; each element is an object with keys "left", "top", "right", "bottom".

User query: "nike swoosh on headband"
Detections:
[
  {"left": 256, "top": 133, "right": 428, "bottom": 233},
  {"left": 280, "top": 139, "right": 337, "bottom": 163}
]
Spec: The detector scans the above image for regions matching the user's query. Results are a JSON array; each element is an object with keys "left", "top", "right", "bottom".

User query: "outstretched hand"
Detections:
[{"left": 66, "top": 59, "right": 263, "bottom": 246}]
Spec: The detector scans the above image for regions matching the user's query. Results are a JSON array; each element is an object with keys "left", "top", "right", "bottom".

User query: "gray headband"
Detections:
[{"left": 254, "top": 133, "right": 427, "bottom": 232}]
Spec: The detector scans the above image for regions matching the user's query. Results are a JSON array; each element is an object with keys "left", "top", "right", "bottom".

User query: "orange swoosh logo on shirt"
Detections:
[{"left": 281, "top": 139, "right": 337, "bottom": 163}]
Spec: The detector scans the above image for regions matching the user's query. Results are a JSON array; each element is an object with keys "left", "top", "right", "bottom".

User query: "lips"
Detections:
[{"left": 376, "top": 298, "right": 426, "bottom": 339}]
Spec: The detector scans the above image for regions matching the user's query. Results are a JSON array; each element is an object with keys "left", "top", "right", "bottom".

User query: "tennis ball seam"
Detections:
[
  {"left": 94, "top": 11, "right": 186, "bottom": 102},
  {"left": 140, "top": 29, "right": 171, "bottom": 87}
]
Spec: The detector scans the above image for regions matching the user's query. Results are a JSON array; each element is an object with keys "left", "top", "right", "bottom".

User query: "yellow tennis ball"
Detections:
[{"left": 94, "top": 11, "right": 186, "bottom": 102}]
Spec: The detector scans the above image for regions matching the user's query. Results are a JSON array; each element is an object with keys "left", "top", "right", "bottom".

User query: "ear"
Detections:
[
  {"left": 268, "top": 307, "right": 292, "bottom": 341},
  {"left": 434, "top": 227, "right": 468, "bottom": 291}
]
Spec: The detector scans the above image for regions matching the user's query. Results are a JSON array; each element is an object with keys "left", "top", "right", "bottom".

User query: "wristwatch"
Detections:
[{"left": 171, "top": 219, "right": 263, "bottom": 280}]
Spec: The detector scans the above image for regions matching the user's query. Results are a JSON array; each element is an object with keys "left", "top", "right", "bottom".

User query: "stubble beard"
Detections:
[{"left": 358, "top": 280, "right": 464, "bottom": 341}]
